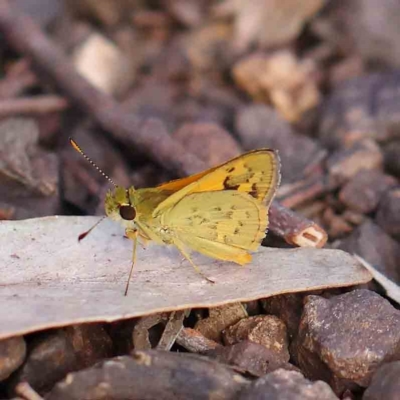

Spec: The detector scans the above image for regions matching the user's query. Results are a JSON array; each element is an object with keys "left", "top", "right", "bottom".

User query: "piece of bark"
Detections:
[
  {"left": 0, "top": 95, "right": 68, "bottom": 118},
  {"left": 195, "top": 303, "right": 248, "bottom": 343},
  {"left": 131, "top": 310, "right": 186, "bottom": 351},
  {"left": 0, "top": 118, "right": 60, "bottom": 218},
  {"left": 233, "top": 51, "right": 320, "bottom": 123},
  {"left": 0, "top": 118, "right": 57, "bottom": 196},
  {"left": 326, "top": 140, "right": 384, "bottom": 188},
  {"left": 132, "top": 314, "right": 169, "bottom": 351},
  {"left": 156, "top": 310, "right": 186, "bottom": 351},
  {"left": 0, "top": 337, "right": 26, "bottom": 382},
  {"left": 46, "top": 350, "right": 248, "bottom": 400},
  {"left": 339, "top": 170, "right": 397, "bottom": 214},
  {"left": 291, "top": 289, "right": 400, "bottom": 395},
  {"left": 235, "top": 104, "right": 324, "bottom": 183},
  {"left": 336, "top": 219, "right": 400, "bottom": 284},
  {"left": 363, "top": 361, "right": 400, "bottom": 400},
  {"left": 0, "top": 216, "right": 372, "bottom": 340},
  {"left": 319, "top": 72, "right": 400, "bottom": 149},
  {"left": 176, "top": 328, "right": 221, "bottom": 354},
  {"left": 238, "top": 369, "right": 339, "bottom": 400},
  {"left": 222, "top": 315, "right": 289, "bottom": 363},
  {"left": 10, "top": 325, "right": 113, "bottom": 395},
  {"left": 375, "top": 187, "right": 400, "bottom": 240},
  {"left": 206, "top": 340, "right": 297, "bottom": 378}
]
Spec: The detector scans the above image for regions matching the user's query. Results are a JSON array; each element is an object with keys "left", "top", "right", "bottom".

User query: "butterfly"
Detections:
[{"left": 70, "top": 139, "right": 280, "bottom": 295}]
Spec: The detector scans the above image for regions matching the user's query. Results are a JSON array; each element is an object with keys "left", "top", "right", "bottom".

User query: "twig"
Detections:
[
  {"left": 0, "top": 95, "right": 68, "bottom": 118},
  {"left": 269, "top": 202, "right": 327, "bottom": 248},
  {"left": 0, "top": 1, "right": 328, "bottom": 248},
  {"left": 176, "top": 327, "right": 221, "bottom": 354},
  {"left": 156, "top": 310, "right": 186, "bottom": 351}
]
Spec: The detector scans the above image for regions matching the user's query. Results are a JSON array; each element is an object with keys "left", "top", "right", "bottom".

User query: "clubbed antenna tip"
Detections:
[{"left": 69, "top": 137, "right": 117, "bottom": 187}]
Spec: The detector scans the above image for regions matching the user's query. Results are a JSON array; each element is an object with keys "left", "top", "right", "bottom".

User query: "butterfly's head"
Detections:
[{"left": 105, "top": 186, "right": 137, "bottom": 226}]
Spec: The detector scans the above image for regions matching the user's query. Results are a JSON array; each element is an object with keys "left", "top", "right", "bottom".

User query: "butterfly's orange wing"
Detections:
[{"left": 154, "top": 149, "right": 280, "bottom": 217}]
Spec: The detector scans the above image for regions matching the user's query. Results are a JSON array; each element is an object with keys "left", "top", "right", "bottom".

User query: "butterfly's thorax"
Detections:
[{"left": 132, "top": 187, "right": 177, "bottom": 244}]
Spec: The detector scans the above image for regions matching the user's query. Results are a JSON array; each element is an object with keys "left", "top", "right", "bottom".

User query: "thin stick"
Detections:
[{"left": 0, "top": 95, "right": 68, "bottom": 117}]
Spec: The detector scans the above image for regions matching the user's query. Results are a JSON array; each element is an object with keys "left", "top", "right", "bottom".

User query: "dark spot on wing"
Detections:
[
  {"left": 234, "top": 228, "right": 240, "bottom": 234},
  {"left": 249, "top": 183, "right": 258, "bottom": 198},
  {"left": 227, "top": 167, "right": 235, "bottom": 173},
  {"left": 223, "top": 176, "right": 240, "bottom": 190}
]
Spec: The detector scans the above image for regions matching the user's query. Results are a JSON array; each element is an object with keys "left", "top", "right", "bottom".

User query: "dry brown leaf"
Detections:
[{"left": 0, "top": 216, "right": 371, "bottom": 339}]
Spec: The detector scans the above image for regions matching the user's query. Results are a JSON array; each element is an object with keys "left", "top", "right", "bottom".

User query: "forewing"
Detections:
[
  {"left": 154, "top": 149, "right": 280, "bottom": 217},
  {"left": 163, "top": 191, "right": 268, "bottom": 264}
]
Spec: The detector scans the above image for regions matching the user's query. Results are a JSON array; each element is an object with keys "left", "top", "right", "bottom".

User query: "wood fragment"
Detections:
[
  {"left": 157, "top": 310, "right": 187, "bottom": 351},
  {"left": 176, "top": 328, "right": 221, "bottom": 353},
  {"left": 269, "top": 202, "right": 328, "bottom": 248},
  {"left": 0, "top": 95, "right": 68, "bottom": 118}
]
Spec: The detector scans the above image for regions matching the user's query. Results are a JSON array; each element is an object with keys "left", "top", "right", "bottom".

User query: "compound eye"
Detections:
[{"left": 119, "top": 205, "right": 136, "bottom": 220}]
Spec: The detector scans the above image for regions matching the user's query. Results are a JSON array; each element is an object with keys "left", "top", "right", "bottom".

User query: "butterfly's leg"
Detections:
[
  {"left": 124, "top": 228, "right": 138, "bottom": 296},
  {"left": 173, "top": 240, "right": 215, "bottom": 283}
]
